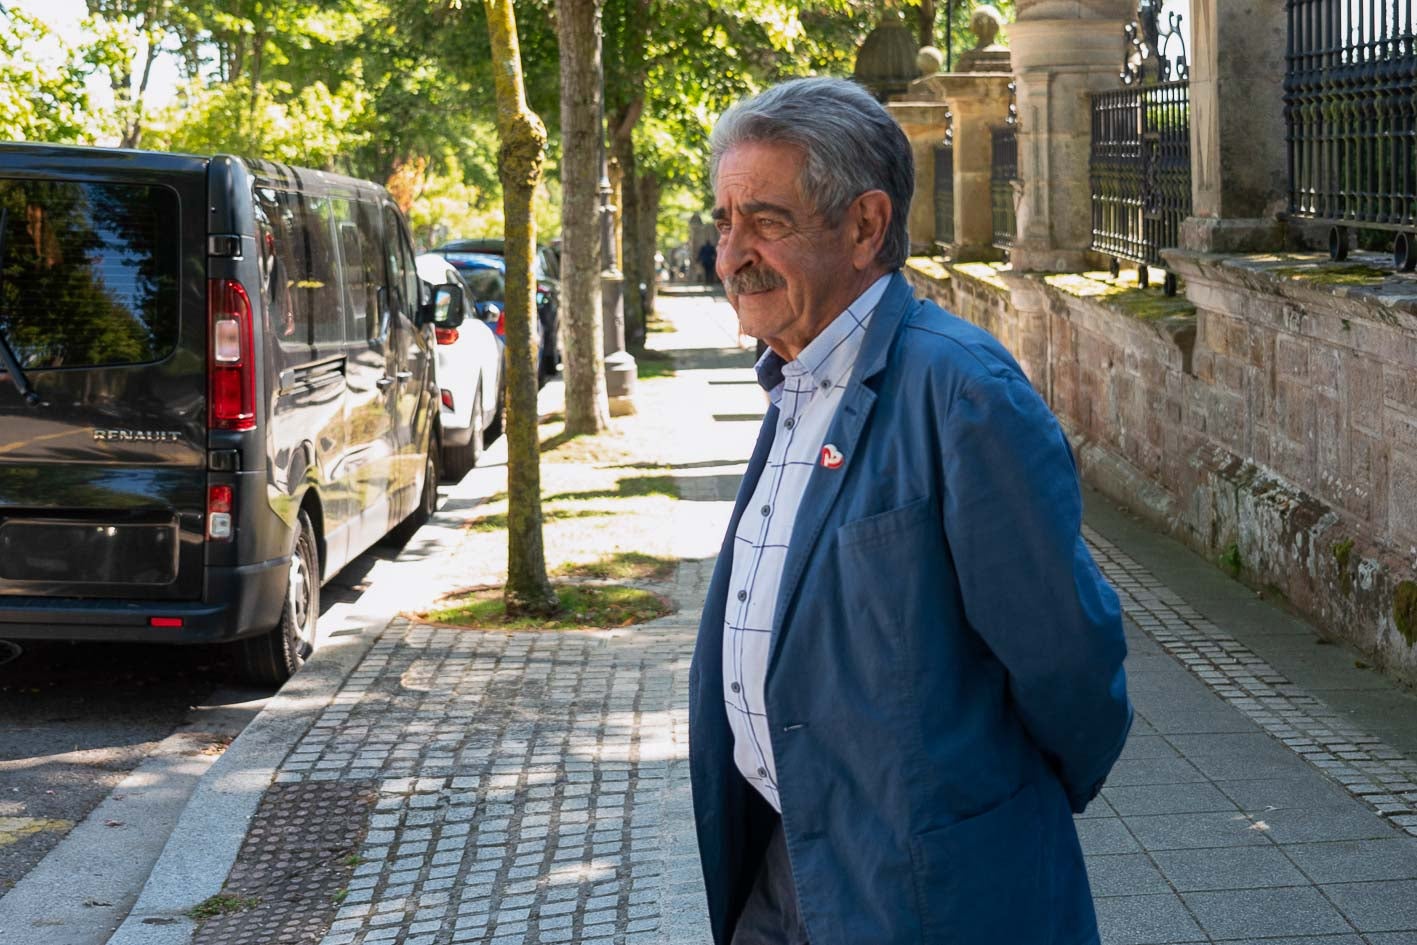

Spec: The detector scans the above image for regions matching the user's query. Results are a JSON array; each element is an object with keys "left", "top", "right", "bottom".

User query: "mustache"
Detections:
[{"left": 723, "top": 266, "right": 787, "bottom": 296}]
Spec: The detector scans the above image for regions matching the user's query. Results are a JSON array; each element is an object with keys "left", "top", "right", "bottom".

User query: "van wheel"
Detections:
[
  {"left": 442, "top": 383, "right": 483, "bottom": 480},
  {"left": 236, "top": 510, "right": 318, "bottom": 687}
]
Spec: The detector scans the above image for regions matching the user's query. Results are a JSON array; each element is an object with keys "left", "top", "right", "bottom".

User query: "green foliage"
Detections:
[{"left": 0, "top": 9, "right": 96, "bottom": 142}]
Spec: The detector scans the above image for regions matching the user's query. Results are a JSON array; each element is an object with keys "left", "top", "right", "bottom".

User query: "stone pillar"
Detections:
[
  {"left": 902, "top": 73, "right": 1014, "bottom": 261},
  {"left": 1179, "top": 0, "right": 1288, "bottom": 252},
  {"left": 886, "top": 101, "right": 953, "bottom": 253},
  {"left": 1008, "top": 0, "right": 1133, "bottom": 271}
]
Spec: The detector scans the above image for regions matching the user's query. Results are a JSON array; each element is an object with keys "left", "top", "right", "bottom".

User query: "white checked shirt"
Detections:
[{"left": 723, "top": 275, "right": 889, "bottom": 811}]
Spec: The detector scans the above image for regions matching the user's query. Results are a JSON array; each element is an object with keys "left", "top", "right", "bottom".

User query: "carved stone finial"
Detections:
[
  {"left": 971, "top": 5, "right": 1005, "bottom": 49},
  {"left": 917, "top": 46, "right": 944, "bottom": 76}
]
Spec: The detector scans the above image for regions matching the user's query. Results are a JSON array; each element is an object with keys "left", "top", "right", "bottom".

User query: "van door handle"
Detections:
[
  {"left": 377, "top": 376, "right": 395, "bottom": 389},
  {"left": 395, "top": 371, "right": 413, "bottom": 382}
]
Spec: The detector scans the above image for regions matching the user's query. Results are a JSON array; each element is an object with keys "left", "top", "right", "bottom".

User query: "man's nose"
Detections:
[{"left": 716, "top": 226, "right": 756, "bottom": 280}]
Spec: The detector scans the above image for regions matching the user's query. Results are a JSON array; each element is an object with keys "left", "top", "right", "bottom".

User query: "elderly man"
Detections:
[{"left": 687, "top": 78, "right": 1132, "bottom": 945}]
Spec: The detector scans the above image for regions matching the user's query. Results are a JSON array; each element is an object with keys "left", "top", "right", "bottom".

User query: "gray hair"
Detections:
[{"left": 709, "top": 77, "right": 914, "bottom": 270}]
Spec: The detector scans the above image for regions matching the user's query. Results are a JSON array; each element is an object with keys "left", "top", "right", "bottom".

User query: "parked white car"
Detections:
[{"left": 415, "top": 253, "right": 505, "bottom": 478}]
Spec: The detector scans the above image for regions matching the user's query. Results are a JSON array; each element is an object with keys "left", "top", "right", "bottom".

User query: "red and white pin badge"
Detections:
[{"left": 820, "top": 444, "right": 844, "bottom": 469}]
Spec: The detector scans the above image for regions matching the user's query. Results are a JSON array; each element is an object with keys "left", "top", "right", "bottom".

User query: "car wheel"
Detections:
[
  {"left": 235, "top": 509, "right": 318, "bottom": 687},
  {"left": 485, "top": 378, "right": 505, "bottom": 443},
  {"left": 442, "top": 382, "right": 483, "bottom": 479},
  {"left": 389, "top": 445, "right": 440, "bottom": 546}
]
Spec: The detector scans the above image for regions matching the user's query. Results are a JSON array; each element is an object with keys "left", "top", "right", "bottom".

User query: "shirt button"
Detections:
[
  {"left": 730, "top": 682, "right": 741, "bottom": 693},
  {"left": 757, "top": 767, "right": 768, "bottom": 777},
  {"left": 760, "top": 504, "right": 771, "bottom": 516},
  {"left": 784, "top": 418, "right": 794, "bottom": 429},
  {"left": 736, "top": 590, "right": 747, "bottom": 602},
  {"left": 821, "top": 379, "right": 831, "bottom": 389}
]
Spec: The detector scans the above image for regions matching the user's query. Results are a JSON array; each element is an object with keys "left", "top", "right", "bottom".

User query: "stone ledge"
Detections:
[
  {"left": 1164, "top": 249, "right": 1417, "bottom": 330},
  {"left": 1032, "top": 269, "right": 1197, "bottom": 373}
]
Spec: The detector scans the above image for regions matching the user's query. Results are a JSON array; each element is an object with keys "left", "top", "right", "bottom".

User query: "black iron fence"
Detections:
[
  {"left": 1285, "top": 0, "right": 1417, "bottom": 267},
  {"left": 991, "top": 124, "right": 1018, "bottom": 250},
  {"left": 1089, "top": 79, "right": 1192, "bottom": 286},
  {"left": 934, "top": 111, "right": 955, "bottom": 248}
]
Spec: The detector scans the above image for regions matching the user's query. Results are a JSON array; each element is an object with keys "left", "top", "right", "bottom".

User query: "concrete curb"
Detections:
[{"left": 104, "top": 602, "right": 385, "bottom": 945}]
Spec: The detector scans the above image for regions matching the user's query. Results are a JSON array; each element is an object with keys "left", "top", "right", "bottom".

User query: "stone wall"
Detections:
[{"left": 905, "top": 255, "right": 1417, "bottom": 686}]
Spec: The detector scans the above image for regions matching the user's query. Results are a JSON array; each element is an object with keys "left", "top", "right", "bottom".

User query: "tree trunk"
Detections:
[
  {"left": 636, "top": 169, "right": 660, "bottom": 349},
  {"left": 615, "top": 132, "right": 644, "bottom": 353},
  {"left": 557, "top": 0, "right": 611, "bottom": 435},
  {"left": 483, "top": 0, "right": 558, "bottom": 617},
  {"left": 917, "top": 0, "right": 936, "bottom": 49}
]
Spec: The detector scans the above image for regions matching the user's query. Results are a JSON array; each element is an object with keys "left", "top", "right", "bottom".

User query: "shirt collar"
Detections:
[{"left": 754, "top": 274, "right": 891, "bottom": 401}]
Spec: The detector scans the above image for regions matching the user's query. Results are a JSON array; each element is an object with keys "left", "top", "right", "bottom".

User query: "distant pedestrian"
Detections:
[
  {"left": 697, "top": 240, "right": 718, "bottom": 285},
  {"left": 689, "top": 77, "right": 1132, "bottom": 945}
]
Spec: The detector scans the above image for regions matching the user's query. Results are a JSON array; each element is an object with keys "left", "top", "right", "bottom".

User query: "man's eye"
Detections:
[{"left": 715, "top": 220, "right": 731, "bottom": 235}]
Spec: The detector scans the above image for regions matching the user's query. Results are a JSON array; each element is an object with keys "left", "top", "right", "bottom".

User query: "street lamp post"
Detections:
[{"left": 596, "top": 11, "right": 636, "bottom": 411}]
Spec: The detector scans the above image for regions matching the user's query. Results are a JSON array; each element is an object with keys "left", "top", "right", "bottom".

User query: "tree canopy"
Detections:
[{"left": 1, "top": 0, "right": 1014, "bottom": 249}]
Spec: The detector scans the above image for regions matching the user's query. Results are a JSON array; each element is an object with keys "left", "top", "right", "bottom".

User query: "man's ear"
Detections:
[{"left": 849, "top": 190, "right": 892, "bottom": 269}]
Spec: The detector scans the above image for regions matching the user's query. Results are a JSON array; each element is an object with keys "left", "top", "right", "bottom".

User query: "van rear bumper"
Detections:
[{"left": 0, "top": 556, "right": 289, "bottom": 645}]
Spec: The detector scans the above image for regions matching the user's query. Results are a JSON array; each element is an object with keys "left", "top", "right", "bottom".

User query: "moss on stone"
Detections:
[
  {"left": 1395, "top": 580, "right": 1417, "bottom": 646},
  {"left": 1332, "top": 537, "right": 1355, "bottom": 573},
  {"left": 1218, "top": 542, "right": 1243, "bottom": 578},
  {"left": 1043, "top": 272, "right": 1195, "bottom": 321},
  {"left": 1267, "top": 263, "right": 1392, "bottom": 286},
  {"left": 906, "top": 257, "right": 952, "bottom": 282},
  {"left": 952, "top": 262, "right": 1010, "bottom": 291}
]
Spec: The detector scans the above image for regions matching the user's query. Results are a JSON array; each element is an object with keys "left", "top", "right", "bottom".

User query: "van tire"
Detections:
[
  {"left": 442, "top": 383, "right": 483, "bottom": 480},
  {"left": 235, "top": 510, "right": 318, "bottom": 687}
]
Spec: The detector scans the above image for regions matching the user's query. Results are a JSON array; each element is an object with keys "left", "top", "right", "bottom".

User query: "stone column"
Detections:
[
  {"left": 1178, "top": 0, "right": 1288, "bottom": 252},
  {"left": 1008, "top": 0, "right": 1133, "bottom": 271},
  {"left": 886, "top": 100, "right": 953, "bottom": 253},
  {"left": 901, "top": 73, "right": 1014, "bottom": 261}
]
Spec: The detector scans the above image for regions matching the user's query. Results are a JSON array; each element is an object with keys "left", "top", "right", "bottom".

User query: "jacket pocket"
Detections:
[
  {"left": 909, "top": 780, "right": 1052, "bottom": 945},
  {"left": 835, "top": 495, "right": 933, "bottom": 551}
]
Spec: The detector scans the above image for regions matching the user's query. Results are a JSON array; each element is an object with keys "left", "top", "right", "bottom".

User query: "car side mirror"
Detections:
[
  {"left": 422, "top": 283, "right": 464, "bottom": 328},
  {"left": 475, "top": 301, "right": 502, "bottom": 323}
]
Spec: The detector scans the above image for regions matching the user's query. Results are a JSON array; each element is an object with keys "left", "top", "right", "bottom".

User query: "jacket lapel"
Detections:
[{"left": 767, "top": 272, "right": 915, "bottom": 668}]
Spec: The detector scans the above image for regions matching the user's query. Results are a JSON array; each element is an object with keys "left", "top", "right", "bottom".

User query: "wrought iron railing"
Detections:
[
  {"left": 934, "top": 109, "right": 955, "bottom": 248},
  {"left": 1089, "top": 1, "right": 1192, "bottom": 294},
  {"left": 1285, "top": 0, "right": 1417, "bottom": 268},
  {"left": 991, "top": 124, "right": 1018, "bottom": 250}
]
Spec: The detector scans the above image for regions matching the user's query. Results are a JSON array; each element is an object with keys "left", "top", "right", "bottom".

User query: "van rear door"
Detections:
[{"left": 0, "top": 158, "right": 209, "bottom": 601}]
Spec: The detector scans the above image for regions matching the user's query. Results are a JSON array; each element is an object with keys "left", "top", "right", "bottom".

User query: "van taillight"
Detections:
[
  {"left": 495, "top": 309, "right": 505, "bottom": 337},
  {"left": 435, "top": 326, "right": 459, "bottom": 345},
  {"left": 208, "top": 484, "right": 234, "bottom": 540},
  {"left": 209, "top": 279, "right": 256, "bottom": 431}
]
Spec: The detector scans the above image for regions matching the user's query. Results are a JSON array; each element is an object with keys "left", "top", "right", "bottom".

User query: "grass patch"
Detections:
[
  {"left": 546, "top": 474, "right": 678, "bottom": 502},
  {"left": 553, "top": 551, "right": 677, "bottom": 582},
  {"left": 636, "top": 348, "right": 677, "bottom": 379},
  {"left": 189, "top": 894, "right": 260, "bottom": 920},
  {"left": 415, "top": 583, "right": 672, "bottom": 630},
  {"left": 466, "top": 507, "right": 611, "bottom": 532}
]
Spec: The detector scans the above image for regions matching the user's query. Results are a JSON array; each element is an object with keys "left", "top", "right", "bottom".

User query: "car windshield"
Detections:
[{"left": 456, "top": 267, "right": 504, "bottom": 303}]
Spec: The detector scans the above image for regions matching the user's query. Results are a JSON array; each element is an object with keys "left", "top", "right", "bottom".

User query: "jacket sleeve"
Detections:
[{"left": 939, "top": 370, "right": 1133, "bottom": 812}]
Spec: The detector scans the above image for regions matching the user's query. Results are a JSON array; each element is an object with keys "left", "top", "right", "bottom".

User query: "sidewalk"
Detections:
[{"left": 106, "top": 285, "right": 1417, "bottom": 945}]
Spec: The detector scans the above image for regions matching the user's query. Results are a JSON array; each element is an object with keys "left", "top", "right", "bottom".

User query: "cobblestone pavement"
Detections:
[{"left": 176, "top": 287, "right": 1417, "bottom": 945}]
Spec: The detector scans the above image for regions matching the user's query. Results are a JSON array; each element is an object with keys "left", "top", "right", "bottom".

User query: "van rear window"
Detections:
[{"left": 0, "top": 179, "right": 179, "bottom": 369}]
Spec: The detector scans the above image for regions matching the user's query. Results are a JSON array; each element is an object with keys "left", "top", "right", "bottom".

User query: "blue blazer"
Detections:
[{"left": 688, "top": 273, "right": 1132, "bottom": 945}]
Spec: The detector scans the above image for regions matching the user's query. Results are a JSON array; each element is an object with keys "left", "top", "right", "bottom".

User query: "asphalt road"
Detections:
[{"left": 0, "top": 528, "right": 403, "bottom": 897}]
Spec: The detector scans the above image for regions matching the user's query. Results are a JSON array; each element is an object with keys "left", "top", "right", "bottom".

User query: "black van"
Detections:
[{"left": 0, "top": 144, "right": 463, "bottom": 684}]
